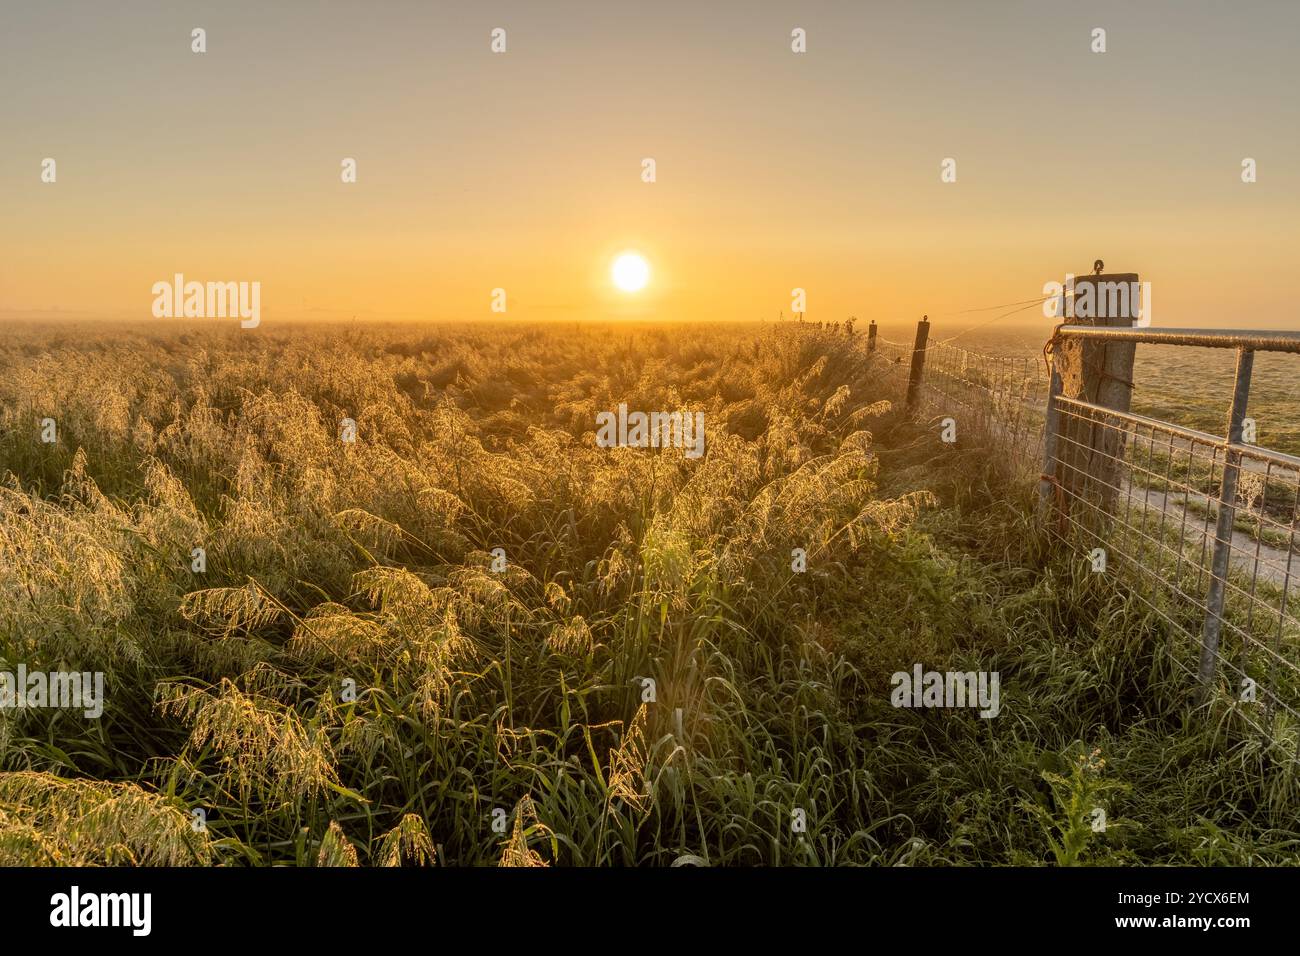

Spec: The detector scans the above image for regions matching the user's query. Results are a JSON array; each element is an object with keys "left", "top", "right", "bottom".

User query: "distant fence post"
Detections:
[
  {"left": 1197, "top": 347, "right": 1254, "bottom": 697},
  {"left": 867, "top": 320, "right": 877, "bottom": 354},
  {"left": 1051, "top": 267, "right": 1140, "bottom": 514},
  {"left": 906, "top": 316, "right": 930, "bottom": 410}
]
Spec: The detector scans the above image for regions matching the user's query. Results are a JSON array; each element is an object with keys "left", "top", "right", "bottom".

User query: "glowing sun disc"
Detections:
[{"left": 612, "top": 252, "right": 650, "bottom": 292}]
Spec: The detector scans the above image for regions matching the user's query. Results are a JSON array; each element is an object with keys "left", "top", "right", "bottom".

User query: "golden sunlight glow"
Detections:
[{"left": 611, "top": 252, "right": 651, "bottom": 292}]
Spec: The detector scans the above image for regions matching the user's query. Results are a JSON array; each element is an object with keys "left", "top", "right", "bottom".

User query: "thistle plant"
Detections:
[{"left": 1021, "top": 745, "right": 1130, "bottom": 867}]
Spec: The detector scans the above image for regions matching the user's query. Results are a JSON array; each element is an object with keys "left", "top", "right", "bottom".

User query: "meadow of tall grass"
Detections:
[{"left": 0, "top": 320, "right": 1296, "bottom": 866}]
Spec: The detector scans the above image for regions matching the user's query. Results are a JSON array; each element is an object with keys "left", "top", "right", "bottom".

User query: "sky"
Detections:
[{"left": 2, "top": 0, "right": 1298, "bottom": 331}]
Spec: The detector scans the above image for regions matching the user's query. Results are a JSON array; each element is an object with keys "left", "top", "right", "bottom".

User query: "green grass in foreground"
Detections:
[{"left": 0, "top": 321, "right": 1296, "bottom": 865}]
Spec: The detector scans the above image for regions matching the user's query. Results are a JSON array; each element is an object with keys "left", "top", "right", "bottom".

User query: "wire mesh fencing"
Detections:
[
  {"left": 1046, "top": 394, "right": 1300, "bottom": 740},
  {"left": 863, "top": 318, "right": 1300, "bottom": 748},
  {"left": 1041, "top": 329, "right": 1300, "bottom": 749},
  {"left": 863, "top": 323, "right": 1049, "bottom": 474},
  {"left": 921, "top": 339, "right": 1049, "bottom": 471}
]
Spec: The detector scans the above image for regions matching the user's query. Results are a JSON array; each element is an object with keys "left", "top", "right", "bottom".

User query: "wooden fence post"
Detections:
[
  {"left": 867, "top": 320, "right": 877, "bottom": 354},
  {"left": 906, "top": 316, "right": 930, "bottom": 410},
  {"left": 1052, "top": 266, "right": 1140, "bottom": 515}
]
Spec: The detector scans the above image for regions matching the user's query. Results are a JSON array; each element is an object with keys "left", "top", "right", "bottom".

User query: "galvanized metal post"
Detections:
[
  {"left": 906, "top": 316, "right": 930, "bottom": 410},
  {"left": 1197, "top": 347, "right": 1254, "bottom": 696},
  {"left": 867, "top": 320, "right": 877, "bottom": 354}
]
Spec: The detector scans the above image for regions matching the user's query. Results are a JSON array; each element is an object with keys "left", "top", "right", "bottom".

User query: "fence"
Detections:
[
  {"left": 864, "top": 316, "right": 1300, "bottom": 743},
  {"left": 866, "top": 317, "right": 1050, "bottom": 471}
]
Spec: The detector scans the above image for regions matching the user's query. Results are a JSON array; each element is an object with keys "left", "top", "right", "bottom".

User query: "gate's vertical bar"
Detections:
[
  {"left": 906, "top": 315, "right": 930, "bottom": 410},
  {"left": 867, "top": 320, "right": 878, "bottom": 354},
  {"left": 1197, "top": 347, "right": 1255, "bottom": 696}
]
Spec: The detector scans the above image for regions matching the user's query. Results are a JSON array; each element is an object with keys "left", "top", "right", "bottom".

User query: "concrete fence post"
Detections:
[{"left": 1051, "top": 268, "right": 1140, "bottom": 515}]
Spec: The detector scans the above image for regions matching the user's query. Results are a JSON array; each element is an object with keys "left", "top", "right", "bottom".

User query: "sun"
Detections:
[{"left": 611, "top": 252, "right": 650, "bottom": 292}]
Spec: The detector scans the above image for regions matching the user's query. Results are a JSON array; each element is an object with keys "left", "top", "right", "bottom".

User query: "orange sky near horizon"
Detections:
[{"left": 2, "top": 1, "right": 1298, "bottom": 332}]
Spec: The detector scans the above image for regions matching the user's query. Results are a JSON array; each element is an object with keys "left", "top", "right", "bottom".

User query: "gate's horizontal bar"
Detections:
[{"left": 1056, "top": 326, "right": 1300, "bottom": 353}]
